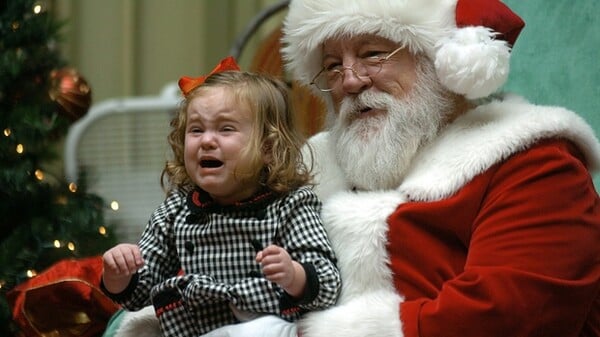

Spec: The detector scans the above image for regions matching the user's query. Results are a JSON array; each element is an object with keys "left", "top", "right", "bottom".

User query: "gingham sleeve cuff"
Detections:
[
  {"left": 279, "top": 262, "right": 319, "bottom": 314},
  {"left": 100, "top": 272, "right": 140, "bottom": 302}
]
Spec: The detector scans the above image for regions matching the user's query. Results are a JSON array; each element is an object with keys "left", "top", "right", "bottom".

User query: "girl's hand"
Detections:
[
  {"left": 102, "top": 243, "right": 144, "bottom": 293},
  {"left": 256, "top": 245, "right": 306, "bottom": 297}
]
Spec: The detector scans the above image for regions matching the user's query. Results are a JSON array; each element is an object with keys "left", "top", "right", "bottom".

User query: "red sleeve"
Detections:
[{"left": 400, "top": 139, "right": 600, "bottom": 337}]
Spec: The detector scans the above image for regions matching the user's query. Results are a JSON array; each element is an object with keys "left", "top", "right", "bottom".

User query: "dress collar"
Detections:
[{"left": 186, "top": 186, "right": 279, "bottom": 213}]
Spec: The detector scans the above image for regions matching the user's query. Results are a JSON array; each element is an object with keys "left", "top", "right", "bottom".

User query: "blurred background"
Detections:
[{"left": 54, "top": 0, "right": 286, "bottom": 101}]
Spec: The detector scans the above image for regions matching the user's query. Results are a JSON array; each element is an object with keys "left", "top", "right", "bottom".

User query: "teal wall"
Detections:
[{"left": 502, "top": 1, "right": 600, "bottom": 185}]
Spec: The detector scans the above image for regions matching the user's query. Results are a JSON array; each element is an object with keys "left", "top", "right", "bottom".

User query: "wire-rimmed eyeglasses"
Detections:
[{"left": 310, "top": 46, "right": 404, "bottom": 92}]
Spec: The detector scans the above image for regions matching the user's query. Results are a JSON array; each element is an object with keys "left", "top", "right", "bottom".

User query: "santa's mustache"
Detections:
[{"left": 338, "top": 91, "right": 395, "bottom": 123}]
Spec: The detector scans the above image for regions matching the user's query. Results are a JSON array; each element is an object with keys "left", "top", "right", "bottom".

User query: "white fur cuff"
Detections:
[{"left": 298, "top": 290, "right": 404, "bottom": 337}]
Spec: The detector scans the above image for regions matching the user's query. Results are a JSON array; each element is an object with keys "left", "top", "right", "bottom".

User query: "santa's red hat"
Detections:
[{"left": 281, "top": 0, "right": 525, "bottom": 99}]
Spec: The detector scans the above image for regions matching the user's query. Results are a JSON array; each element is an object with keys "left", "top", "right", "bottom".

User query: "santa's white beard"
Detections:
[{"left": 331, "top": 60, "right": 454, "bottom": 190}]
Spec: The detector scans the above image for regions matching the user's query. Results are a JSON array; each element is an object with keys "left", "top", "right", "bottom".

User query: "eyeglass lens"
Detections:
[{"left": 312, "top": 46, "right": 403, "bottom": 92}]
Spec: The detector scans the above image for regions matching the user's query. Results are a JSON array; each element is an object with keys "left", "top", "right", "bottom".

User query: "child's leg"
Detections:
[{"left": 200, "top": 315, "right": 297, "bottom": 337}]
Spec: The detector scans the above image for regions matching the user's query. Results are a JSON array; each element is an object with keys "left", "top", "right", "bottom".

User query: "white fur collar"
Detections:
[
  {"left": 400, "top": 94, "right": 600, "bottom": 201},
  {"left": 299, "top": 190, "right": 405, "bottom": 337}
]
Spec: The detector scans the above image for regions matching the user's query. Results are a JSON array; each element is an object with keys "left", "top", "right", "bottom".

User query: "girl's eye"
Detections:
[{"left": 221, "top": 126, "right": 235, "bottom": 132}]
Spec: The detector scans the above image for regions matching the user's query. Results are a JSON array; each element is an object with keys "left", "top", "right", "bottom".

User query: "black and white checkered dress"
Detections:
[{"left": 105, "top": 185, "right": 341, "bottom": 337}]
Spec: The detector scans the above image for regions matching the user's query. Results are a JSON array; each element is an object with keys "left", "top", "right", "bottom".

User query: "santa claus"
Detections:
[{"left": 281, "top": 0, "right": 600, "bottom": 336}]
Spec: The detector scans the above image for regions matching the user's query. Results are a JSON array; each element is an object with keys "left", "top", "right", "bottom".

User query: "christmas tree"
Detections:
[{"left": 0, "top": 1, "right": 118, "bottom": 335}]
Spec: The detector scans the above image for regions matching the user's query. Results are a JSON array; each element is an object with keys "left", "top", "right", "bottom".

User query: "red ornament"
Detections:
[{"left": 49, "top": 67, "right": 92, "bottom": 122}]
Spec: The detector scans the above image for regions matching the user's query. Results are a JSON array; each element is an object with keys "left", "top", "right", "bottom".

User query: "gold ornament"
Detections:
[{"left": 49, "top": 67, "right": 92, "bottom": 122}]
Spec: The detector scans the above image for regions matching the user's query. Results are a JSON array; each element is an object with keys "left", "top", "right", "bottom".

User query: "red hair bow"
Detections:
[{"left": 178, "top": 56, "right": 241, "bottom": 96}]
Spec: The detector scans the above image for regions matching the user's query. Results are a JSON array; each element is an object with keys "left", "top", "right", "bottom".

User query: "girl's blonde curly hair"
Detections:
[{"left": 161, "top": 71, "right": 313, "bottom": 195}]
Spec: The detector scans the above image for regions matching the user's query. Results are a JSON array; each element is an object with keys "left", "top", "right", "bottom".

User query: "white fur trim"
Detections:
[
  {"left": 297, "top": 189, "right": 406, "bottom": 336},
  {"left": 298, "top": 289, "right": 403, "bottom": 337},
  {"left": 113, "top": 306, "right": 161, "bottom": 337},
  {"left": 321, "top": 190, "right": 405, "bottom": 301},
  {"left": 303, "top": 132, "right": 349, "bottom": 200},
  {"left": 435, "top": 26, "right": 511, "bottom": 99},
  {"left": 400, "top": 94, "right": 600, "bottom": 201},
  {"left": 282, "top": 0, "right": 456, "bottom": 90},
  {"left": 202, "top": 315, "right": 297, "bottom": 337}
]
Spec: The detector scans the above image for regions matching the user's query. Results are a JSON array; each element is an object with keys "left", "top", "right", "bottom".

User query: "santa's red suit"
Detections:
[{"left": 298, "top": 95, "right": 600, "bottom": 337}]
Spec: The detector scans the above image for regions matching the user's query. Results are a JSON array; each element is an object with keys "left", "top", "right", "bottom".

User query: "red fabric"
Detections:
[
  {"left": 388, "top": 139, "right": 600, "bottom": 337},
  {"left": 455, "top": 0, "right": 525, "bottom": 47},
  {"left": 6, "top": 256, "right": 120, "bottom": 337}
]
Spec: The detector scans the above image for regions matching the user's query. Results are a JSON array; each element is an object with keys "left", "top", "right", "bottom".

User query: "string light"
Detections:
[
  {"left": 110, "top": 201, "right": 119, "bottom": 211},
  {"left": 34, "top": 169, "right": 44, "bottom": 181},
  {"left": 3, "top": 0, "right": 116, "bottom": 300},
  {"left": 33, "top": 3, "right": 43, "bottom": 14}
]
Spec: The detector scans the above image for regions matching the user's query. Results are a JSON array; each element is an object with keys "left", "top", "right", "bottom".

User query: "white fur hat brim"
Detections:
[{"left": 281, "top": 0, "right": 524, "bottom": 99}]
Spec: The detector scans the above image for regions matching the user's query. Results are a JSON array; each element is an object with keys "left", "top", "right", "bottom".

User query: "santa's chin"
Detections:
[{"left": 332, "top": 111, "right": 410, "bottom": 190}]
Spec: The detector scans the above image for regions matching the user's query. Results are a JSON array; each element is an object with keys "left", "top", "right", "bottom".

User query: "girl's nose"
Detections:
[{"left": 200, "top": 132, "right": 217, "bottom": 149}]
